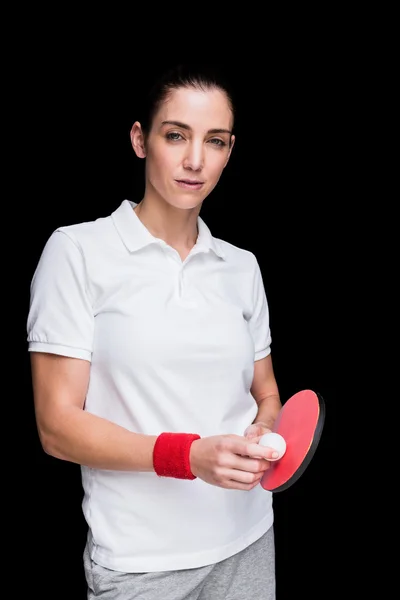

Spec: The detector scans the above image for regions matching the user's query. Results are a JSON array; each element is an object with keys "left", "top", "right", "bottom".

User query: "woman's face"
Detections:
[{"left": 131, "top": 86, "right": 235, "bottom": 210}]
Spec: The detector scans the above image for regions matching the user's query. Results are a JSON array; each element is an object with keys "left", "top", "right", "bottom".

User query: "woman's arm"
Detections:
[
  {"left": 31, "top": 351, "right": 279, "bottom": 487},
  {"left": 31, "top": 352, "right": 157, "bottom": 471},
  {"left": 246, "top": 354, "right": 282, "bottom": 436}
]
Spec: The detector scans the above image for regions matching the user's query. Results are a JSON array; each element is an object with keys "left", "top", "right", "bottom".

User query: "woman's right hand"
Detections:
[{"left": 189, "top": 434, "right": 278, "bottom": 490}]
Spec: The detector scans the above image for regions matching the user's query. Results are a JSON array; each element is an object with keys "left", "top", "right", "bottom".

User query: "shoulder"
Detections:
[
  {"left": 48, "top": 200, "right": 135, "bottom": 254},
  {"left": 55, "top": 213, "right": 114, "bottom": 248},
  {"left": 214, "top": 237, "right": 259, "bottom": 271},
  {"left": 32, "top": 211, "right": 118, "bottom": 285},
  {"left": 40, "top": 208, "right": 119, "bottom": 262}
]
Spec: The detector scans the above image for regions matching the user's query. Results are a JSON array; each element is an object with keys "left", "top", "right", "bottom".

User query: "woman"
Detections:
[{"left": 27, "top": 63, "right": 282, "bottom": 599}]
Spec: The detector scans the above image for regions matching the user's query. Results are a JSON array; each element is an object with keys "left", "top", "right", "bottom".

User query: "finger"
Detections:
[
  {"left": 224, "top": 480, "right": 261, "bottom": 491},
  {"left": 232, "top": 456, "right": 270, "bottom": 473},
  {"left": 250, "top": 434, "right": 264, "bottom": 444},
  {"left": 244, "top": 425, "right": 257, "bottom": 435},
  {"left": 242, "top": 441, "right": 280, "bottom": 461},
  {"left": 224, "top": 478, "right": 261, "bottom": 491},
  {"left": 244, "top": 425, "right": 262, "bottom": 438},
  {"left": 245, "top": 433, "right": 261, "bottom": 441},
  {"left": 225, "top": 468, "right": 265, "bottom": 486}
]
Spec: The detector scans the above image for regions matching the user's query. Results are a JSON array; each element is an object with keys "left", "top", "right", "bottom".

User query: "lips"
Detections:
[
  {"left": 176, "top": 179, "right": 204, "bottom": 184},
  {"left": 175, "top": 179, "right": 205, "bottom": 190}
]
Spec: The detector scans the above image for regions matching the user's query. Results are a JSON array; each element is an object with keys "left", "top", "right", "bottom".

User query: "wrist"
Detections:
[
  {"left": 253, "top": 420, "right": 273, "bottom": 430},
  {"left": 153, "top": 432, "right": 201, "bottom": 480}
]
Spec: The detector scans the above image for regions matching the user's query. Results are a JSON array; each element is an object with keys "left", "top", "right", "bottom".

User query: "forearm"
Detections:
[
  {"left": 253, "top": 393, "right": 282, "bottom": 430},
  {"left": 39, "top": 406, "right": 157, "bottom": 471}
]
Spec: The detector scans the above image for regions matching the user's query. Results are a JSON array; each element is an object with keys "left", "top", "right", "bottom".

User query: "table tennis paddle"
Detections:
[{"left": 260, "top": 389, "right": 325, "bottom": 492}]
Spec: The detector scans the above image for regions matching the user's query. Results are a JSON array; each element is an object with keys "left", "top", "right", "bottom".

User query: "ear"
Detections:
[
  {"left": 130, "top": 121, "right": 146, "bottom": 158},
  {"left": 224, "top": 134, "right": 235, "bottom": 168}
]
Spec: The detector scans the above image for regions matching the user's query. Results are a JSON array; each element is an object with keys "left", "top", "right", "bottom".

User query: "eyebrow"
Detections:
[{"left": 161, "top": 120, "right": 232, "bottom": 135}]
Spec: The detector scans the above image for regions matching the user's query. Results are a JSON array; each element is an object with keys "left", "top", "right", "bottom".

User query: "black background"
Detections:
[{"left": 14, "top": 31, "right": 349, "bottom": 599}]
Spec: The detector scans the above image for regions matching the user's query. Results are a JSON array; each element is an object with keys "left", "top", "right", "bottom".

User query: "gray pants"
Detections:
[{"left": 83, "top": 527, "right": 275, "bottom": 599}]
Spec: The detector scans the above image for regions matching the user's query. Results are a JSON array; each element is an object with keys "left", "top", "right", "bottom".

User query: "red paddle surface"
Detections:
[{"left": 261, "top": 389, "right": 325, "bottom": 492}]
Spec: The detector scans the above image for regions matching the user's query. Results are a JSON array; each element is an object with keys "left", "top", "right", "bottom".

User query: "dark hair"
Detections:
[{"left": 139, "top": 63, "right": 236, "bottom": 136}]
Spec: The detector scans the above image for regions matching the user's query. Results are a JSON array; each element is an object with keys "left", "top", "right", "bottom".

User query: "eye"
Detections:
[
  {"left": 208, "top": 138, "right": 226, "bottom": 147},
  {"left": 166, "top": 132, "right": 184, "bottom": 141}
]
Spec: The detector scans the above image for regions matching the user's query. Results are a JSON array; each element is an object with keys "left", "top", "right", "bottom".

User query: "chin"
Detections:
[{"left": 165, "top": 195, "right": 205, "bottom": 211}]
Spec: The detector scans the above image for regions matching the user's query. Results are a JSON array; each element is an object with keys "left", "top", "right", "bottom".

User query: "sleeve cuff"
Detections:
[
  {"left": 255, "top": 347, "right": 271, "bottom": 361},
  {"left": 28, "top": 341, "right": 92, "bottom": 362}
]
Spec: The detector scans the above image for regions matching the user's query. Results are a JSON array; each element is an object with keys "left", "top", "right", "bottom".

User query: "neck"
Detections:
[{"left": 134, "top": 192, "right": 200, "bottom": 251}]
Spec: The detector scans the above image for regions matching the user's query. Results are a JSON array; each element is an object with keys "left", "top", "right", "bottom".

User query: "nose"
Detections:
[{"left": 182, "top": 140, "right": 204, "bottom": 171}]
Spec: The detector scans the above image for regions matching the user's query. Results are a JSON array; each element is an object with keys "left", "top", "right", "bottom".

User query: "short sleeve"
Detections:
[
  {"left": 248, "top": 255, "right": 272, "bottom": 361},
  {"left": 27, "top": 229, "right": 94, "bottom": 361}
]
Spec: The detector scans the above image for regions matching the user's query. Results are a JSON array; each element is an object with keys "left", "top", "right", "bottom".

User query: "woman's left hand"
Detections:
[{"left": 243, "top": 422, "right": 272, "bottom": 443}]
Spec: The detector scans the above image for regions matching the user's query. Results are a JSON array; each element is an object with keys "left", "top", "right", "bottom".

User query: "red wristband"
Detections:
[{"left": 153, "top": 432, "right": 200, "bottom": 480}]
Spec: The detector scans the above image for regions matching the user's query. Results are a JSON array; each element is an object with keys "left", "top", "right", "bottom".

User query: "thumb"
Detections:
[{"left": 244, "top": 423, "right": 263, "bottom": 439}]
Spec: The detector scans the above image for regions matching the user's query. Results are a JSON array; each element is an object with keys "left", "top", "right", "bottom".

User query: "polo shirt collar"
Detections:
[{"left": 112, "top": 200, "right": 225, "bottom": 259}]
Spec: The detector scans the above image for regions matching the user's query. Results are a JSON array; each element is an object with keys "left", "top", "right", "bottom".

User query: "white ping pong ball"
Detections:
[{"left": 258, "top": 432, "right": 286, "bottom": 460}]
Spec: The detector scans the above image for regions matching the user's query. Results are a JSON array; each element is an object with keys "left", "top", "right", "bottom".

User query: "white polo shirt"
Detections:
[{"left": 27, "top": 199, "right": 274, "bottom": 572}]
